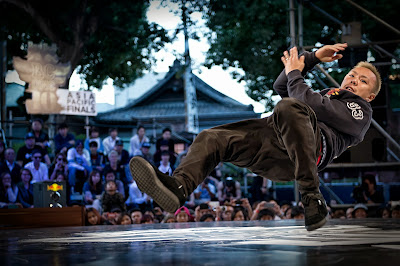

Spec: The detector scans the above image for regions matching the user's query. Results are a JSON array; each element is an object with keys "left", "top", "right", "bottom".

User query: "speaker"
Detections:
[{"left": 33, "top": 181, "right": 67, "bottom": 208}]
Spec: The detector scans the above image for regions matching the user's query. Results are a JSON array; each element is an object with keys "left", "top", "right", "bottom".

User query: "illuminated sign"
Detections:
[{"left": 47, "top": 183, "right": 63, "bottom": 192}]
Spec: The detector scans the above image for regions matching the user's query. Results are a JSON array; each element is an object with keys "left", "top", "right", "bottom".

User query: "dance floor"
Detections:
[{"left": 1, "top": 219, "right": 400, "bottom": 265}]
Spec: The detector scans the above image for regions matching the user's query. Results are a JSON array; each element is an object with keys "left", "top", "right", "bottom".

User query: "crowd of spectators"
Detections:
[{"left": 0, "top": 119, "right": 399, "bottom": 226}]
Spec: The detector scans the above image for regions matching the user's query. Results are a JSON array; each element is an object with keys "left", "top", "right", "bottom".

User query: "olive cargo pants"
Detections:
[{"left": 173, "top": 98, "right": 322, "bottom": 196}]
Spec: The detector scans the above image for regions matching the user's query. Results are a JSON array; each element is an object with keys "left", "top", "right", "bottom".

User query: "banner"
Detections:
[{"left": 57, "top": 90, "right": 97, "bottom": 116}]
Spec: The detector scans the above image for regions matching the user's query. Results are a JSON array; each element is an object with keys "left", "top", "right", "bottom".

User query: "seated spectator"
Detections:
[
  {"left": 0, "top": 140, "right": 5, "bottom": 162},
  {"left": 153, "top": 207, "right": 165, "bottom": 223},
  {"left": 268, "top": 200, "right": 284, "bottom": 220},
  {"left": 220, "top": 204, "right": 234, "bottom": 221},
  {"left": 200, "top": 213, "right": 215, "bottom": 222},
  {"left": 194, "top": 203, "right": 213, "bottom": 222},
  {"left": 162, "top": 213, "right": 176, "bottom": 223},
  {"left": 17, "top": 169, "right": 34, "bottom": 208},
  {"left": 0, "top": 148, "right": 22, "bottom": 184},
  {"left": 0, "top": 172, "right": 19, "bottom": 208},
  {"left": 88, "top": 141, "right": 105, "bottom": 172},
  {"left": 194, "top": 177, "right": 217, "bottom": 204},
  {"left": 102, "top": 150, "right": 128, "bottom": 186},
  {"left": 102, "top": 128, "right": 120, "bottom": 156},
  {"left": 102, "top": 207, "right": 123, "bottom": 225},
  {"left": 156, "top": 127, "right": 175, "bottom": 152},
  {"left": 84, "top": 126, "right": 104, "bottom": 153},
  {"left": 85, "top": 207, "right": 103, "bottom": 226},
  {"left": 158, "top": 151, "right": 174, "bottom": 175},
  {"left": 101, "top": 180, "right": 126, "bottom": 213},
  {"left": 104, "top": 171, "right": 125, "bottom": 199},
  {"left": 129, "top": 208, "right": 143, "bottom": 224},
  {"left": 332, "top": 209, "right": 346, "bottom": 219},
  {"left": 54, "top": 172, "right": 71, "bottom": 206},
  {"left": 120, "top": 213, "right": 133, "bottom": 225},
  {"left": 346, "top": 207, "right": 354, "bottom": 219},
  {"left": 175, "top": 206, "right": 193, "bottom": 223},
  {"left": 392, "top": 205, "right": 400, "bottom": 219},
  {"left": 114, "top": 140, "right": 130, "bottom": 166},
  {"left": 285, "top": 206, "right": 293, "bottom": 219},
  {"left": 141, "top": 214, "right": 155, "bottom": 224},
  {"left": 231, "top": 198, "right": 253, "bottom": 219},
  {"left": 125, "top": 180, "right": 152, "bottom": 211},
  {"left": 290, "top": 206, "right": 305, "bottom": 220},
  {"left": 133, "top": 142, "right": 154, "bottom": 165},
  {"left": 153, "top": 139, "right": 176, "bottom": 166},
  {"left": 218, "top": 176, "right": 241, "bottom": 203},
  {"left": 82, "top": 170, "right": 104, "bottom": 211},
  {"left": 49, "top": 153, "right": 69, "bottom": 181},
  {"left": 17, "top": 132, "right": 50, "bottom": 167},
  {"left": 67, "top": 140, "right": 91, "bottom": 193},
  {"left": 130, "top": 125, "right": 149, "bottom": 157},
  {"left": 352, "top": 173, "right": 384, "bottom": 204},
  {"left": 352, "top": 203, "right": 368, "bottom": 219},
  {"left": 24, "top": 149, "right": 49, "bottom": 183},
  {"left": 54, "top": 123, "right": 75, "bottom": 155},
  {"left": 30, "top": 118, "right": 49, "bottom": 150},
  {"left": 232, "top": 206, "right": 250, "bottom": 221},
  {"left": 279, "top": 201, "right": 292, "bottom": 218},
  {"left": 257, "top": 209, "right": 276, "bottom": 220}
]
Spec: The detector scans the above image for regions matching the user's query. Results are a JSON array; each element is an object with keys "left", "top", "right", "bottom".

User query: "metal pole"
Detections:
[
  {"left": 289, "top": 0, "right": 296, "bottom": 47},
  {"left": 298, "top": 0, "right": 303, "bottom": 49},
  {"left": 8, "top": 110, "right": 12, "bottom": 147},
  {"left": 0, "top": 41, "right": 6, "bottom": 130},
  {"left": 362, "top": 37, "right": 400, "bottom": 63},
  {"left": 344, "top": 0, "right": 400, "bottom": 36}
]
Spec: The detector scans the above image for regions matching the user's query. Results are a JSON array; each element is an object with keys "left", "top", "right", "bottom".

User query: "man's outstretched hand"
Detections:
[{"left": 315, "top": 43, "right": 347, "bottom": 62}]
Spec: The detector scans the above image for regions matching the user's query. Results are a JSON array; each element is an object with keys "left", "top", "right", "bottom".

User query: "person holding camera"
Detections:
[
  {"left": 217, "top": 176, "right": 242, "bottom": 203},
  {"left": 352, "top": 174, "right": 384, "bottom": 204}
]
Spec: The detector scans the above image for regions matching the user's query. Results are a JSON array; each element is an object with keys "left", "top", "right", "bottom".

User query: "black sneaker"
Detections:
[
  {"left": 129, "top": 156, "right": 187, "bottom": 213},
  {"left": 301, "top": 192, "right": 328, "bottom": 231}
]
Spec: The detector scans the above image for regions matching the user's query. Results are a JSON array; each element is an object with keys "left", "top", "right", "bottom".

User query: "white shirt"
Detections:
[
  {"left": 129, "top": 134, "right": 149, "bottom": 156},
  {"left": 24, "top": 162, "right": 49, "bottom": 183},
  {"left": 67, "top": 148, "right": 91, "bottom": 167},
  {"left": 158, "top": 162, "right": 173, "bottom": 176},
  {"left": 125, "top": 181, "right": 152, "bottom": 205},
  {"left": 102, "top": 136, "right": 120, "bottom": 155}
]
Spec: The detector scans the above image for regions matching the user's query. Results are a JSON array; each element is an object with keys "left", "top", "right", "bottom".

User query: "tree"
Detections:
[
  {"left": 203, "top": 0, "right": 400, "bottom": 111},
  {"left": 0, "top": 0, "right": 169, "bottom": 89}
]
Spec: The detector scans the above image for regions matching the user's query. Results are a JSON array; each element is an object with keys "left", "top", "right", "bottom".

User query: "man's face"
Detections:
[
  {"left": 89, "top": 146, "right": 97, "bottom": 154},
  {"left": 110, "top": 130, "right": 118, "bottom": 138},
  {"left": 114, "top": 145, "right": 122, "bottom": 153},
  {"left": 106, "top": 182, "right": 117, "bottom": 195},
  {"left": 5, "top": 149, "right": 15, "bottom": 162},
  {"left": 131, "top": 211, "right": 142, "bottom": 224},
  {"left": 32, "top": 152, "right": 42, "bottom": 164},
  {"left": 162, "top": 131, "right": 171, "bottom": 140},
  {"left": 25, "top": 138, "right": 35, "bottom": 148},
  {"left": 354, "top": 209, "right": 367, "bottom": 219},
  {"left": 161, "top": 154, "right": 170, "bottom": 163},
  {"left": 32, "top": 121, "right": 42, "bottom": 131},
  {"left": 105, "top": 173, "right": 115, "bottom": 182},
  {"left": 160, "top": 145, "right": 169, "bottom": 151},
  {"left": 141, "top": 147, "right": 149, "bottom": 155},
  {"left": 340, "top": 67, "right": 376, "bottom": 102},
  {"left": 59, "top": 128, "right": 68, "bottom": 136}
]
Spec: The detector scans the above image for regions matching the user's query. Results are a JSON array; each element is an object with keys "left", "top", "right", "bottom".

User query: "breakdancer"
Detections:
[{"left": 129, "top": 43, "right": 381, "bottom": 231}]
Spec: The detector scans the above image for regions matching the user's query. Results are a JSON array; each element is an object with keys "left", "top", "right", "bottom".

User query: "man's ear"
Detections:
[{"left": 366, "top": 93, "right": 376, "bottom": 102}]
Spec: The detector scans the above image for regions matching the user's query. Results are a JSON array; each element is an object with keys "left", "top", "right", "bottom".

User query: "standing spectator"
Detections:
[
  {"left": 54, "top": 123, "right": 75, "bottom": 155},
  {"left": 0, "top": 148, "right": 22, "bottom": 184},
  {"left": 67, "top": 140, "right": 91, "bottom": 193},
  {"left": 0, "top": 140, "right": 5, "bottom": 162},
  {"left": 102, "top": 128, "right": 120, "bottom": 156},
  {"left": 101, "top": 180, "right": 126, "bottom": 213},
  {"left": 17, "top": 168, "right": 34, "bottom": 208},
  {"left": 133, "top": 142, "right": 154, "bottom": 164},
  {"left": 153, "top": 140, "right": 176, "bottom": 166},
  {"left": 88, "top": 141, "right": 105, "bottom": 172},
  {"left": 82, "top": 170, "right": 104, "bottom": 210},
  {"left": 156, "top": 128, "right": 175, "bottom": 152},
  {"left": 84, "top": 126, "right": 104, "bottom": 153},
  {"left": 129, "top": 125, "right": 149, "bottom": 156},
  {"left": 24, "top": 150, "right": 49, "bottom": 183},
  {"left": 194, "top": 177, "right": 217, "bottom": 204},
  {"left": 17, "top": 132, "right": 50, "bottom": 167},
  {"left": 114, "top": 140, "right": 130, "bottom": 166},
  {"left": 48, "top": 153, "right": 69, "bottom": 181},
  {"left": 158, "top": 151, "right": 174, "bottom": 175},
  {"left": 217, "top": 177, "right": 242, "bottom": 203},
  {"left": 30, "top": 118, "right": 49, "bottom": 150},
  {"left": 0, "top": 172, "right": 19, "bottom": 208}
]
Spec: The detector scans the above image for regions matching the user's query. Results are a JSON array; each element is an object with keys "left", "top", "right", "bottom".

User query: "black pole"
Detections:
[{"left": 0, "top": 40, "right": 6, "bottom": 129}]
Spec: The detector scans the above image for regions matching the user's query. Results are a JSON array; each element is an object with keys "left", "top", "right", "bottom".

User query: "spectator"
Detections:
[
  {"left": 162, "top": 213, "right": 176, "bottom": 223},
  {"left": 200, "top": 213, "right": 215, "bottom": 222},
  {"left": 125, "top": 180, "right": 152, "bottom": 211},
  {"left": 0, "top": 172, "right": 19, "bottom": 208},
  {"left": 133, "top": 142, "right": 154, "bottom": 164},
  {"left": 17, "top": 132, "right": 50, "bottom": 167},
  {"left": 232, "top": 206, "right": 250, "bottom": 221},
  {"left": 268, "top": 200, "right": 284, "bottom": 220},
  {"left": 84, "top": 126, "right": 104, "bottom": 153},
  {"left": 220, "top": 204, "right": 234, "bottom": 221},
  {"left": 153, "top": 140, "right": 176, "bottom": 166},
  {"left": 54, "top": 123, "right": 75, "bottom": 155},
  {"left": 0, "top": 140, "right": 5, "bottom": 162},
  {"left": 88, "top": 141, "right": 105, "bottom": 172},
  {"left": 114, "top": 140, "right": 129, "bottom": 166},
  {"left": 353, "top": 203, "right": 368, "bottom": 219},
  {"left": 82, "top": 170, "right": 104, "bottom": 210},
  {"left": 194, "top": 203, "right": 213, "bottom": 222},
  {"left": 291, "top": 206, "right": 305, "bottom": 220},
  {"left": 102, "top": 150, "right": 128, "bottom": 186},
  {"left": 0, "top": 148, "right": 22, "bottom": 184},
  {"left": 175, "top": 206, "right": 193, "bottom": 223},
  {"left": 129, "top": 208, "right": 143, "bottom": 224},
  {"left": 346, "top": 207, "right": 354, "bottom": 219},
  {"left": 158, "top": 151, "right": 174, "bottom": 175},
  {"left": 54, "top": 172, "right": 71, "bottom": 207},
  {"left": 332, "top": 209, "right": 346, "bottom": 219},
  {"left": 392, "top": 205, "right": 400, "bottom": 219},
  {"left": 279, "top": 201, "right": 292, "bottom": 218},
  {"left": 130, "top": 125, "right": 149, "bottom": 157},
  {"left": 104, "top": 171, "right": 125, "bottom": 199},
  {"left": 218, "top": 176, "right": 242, "bottom": 203},
  {"left": 24, "top": 149, "right": 49, "bottom": 183},
  {"left": 17, "top": 168, "right": 34, "bottom": 208},
  {"left": 352, "top": 174, "right": 384, "bottom": 204},
  {"left": 85, "top": 207, "right": 103, "bottom": 226},
  {"left": 102, "top": 207, "right": 123, "bottom": 225},
  {"left": 67, "top": 140, "right": 91, "bottom": 193},
  {"left": 102, "top": 128, "right": 120, "bottom": 156},
  {"left": 141, "top": 214, "right": 155, "bottom": 224},
  {"left": 101, "top": 180, "right": 126, "bottom": 213},
  {"left": 194, "top": 177, "right": 217, "bottom": 204},
  {"left": 48, "top": 153, "right": 69, "bottom": 181},
  {"left": 248, "top": 174, "right": 272, "bottom": 205},
  {"left": 120, "top": 213, "right": 133, "bottom": 225},
  {"left": 156, "top": 128, "right": 175, "bottom": 152},
  {"left": 30, "top": 118, "right": 49, "bottom": 150},
  {"left": 257, "top": 209, "right": 276, "bottom": 220}
]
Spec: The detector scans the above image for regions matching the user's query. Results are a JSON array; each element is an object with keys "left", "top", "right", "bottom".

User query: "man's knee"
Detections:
[{"left": 275, "top": 98, "right": 304, "bottom": 113}]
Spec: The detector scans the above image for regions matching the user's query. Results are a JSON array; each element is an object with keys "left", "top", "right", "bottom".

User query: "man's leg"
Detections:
[{"left": 272, "top": 98, "right": 328, "bottom": 231}]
